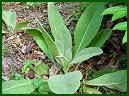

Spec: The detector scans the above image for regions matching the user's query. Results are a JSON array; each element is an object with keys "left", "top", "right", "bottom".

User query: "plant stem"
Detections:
[
  {"left": 62, "top": 67, "right": 68, "bottom": 73},
  {"left": 62, "top": 65, "right": 71, "bottom": 73}
]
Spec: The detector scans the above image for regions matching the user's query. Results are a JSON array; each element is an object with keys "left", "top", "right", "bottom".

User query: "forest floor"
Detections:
[{"left": 2, "top": 2, "right": 127, "bottom": 94}]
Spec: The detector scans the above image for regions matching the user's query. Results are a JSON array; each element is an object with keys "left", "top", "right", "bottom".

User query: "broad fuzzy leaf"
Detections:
[
  {"left": 2, "top": 80, "right": 35, "bottom": 94},
  {"left": 34, "top": 61, "right": 49, "bottom": 75},
  {"left": 9, "top": 12, "right": 16, "bottom": 30},
  {"left": 55, "top": 56, "right": 68, "bottom": 69},
  {"left": 48, "top": 71, "right": 83, "bottom": 94},
  {"left": 31, "top": 77, "right": 49, "bottom": 94},
  {"left": 123, "top": 31, "right": 127, "bottom": 43},
  {"left": 15, "top": 20, "right": 31, "bottom": 32},
  {"left": 7, "top": 26, "right": 14, "bottom": 33},
  {"left": 25, "top": 28, "right": 55, "bottom": 63},
  {"left": 2, "top": 11, "right": 16, "bottom": 33},
  {"left": 31, "top": 77, "right": 44, "bottom": 89},
  {"left": 2, "top": 11, "right": 12, "bottom": 25},
  {"left": 88, "top": 28, "right": 112, "bottom": 47},
  {"left": 56, "top": 24, "right": 72, "bottom": 56},
  {"left": 48, "top": 2, "right": 72, "bottom": 56},
  {"left": 92, "top": 69, "right": 120, "bottom": 78},
  {"left": 101, "top": 5, "right": 127, "bottom": 15},
  {"left": 113, "top": 21, "right": 127, "bottom": 30},
  {"left": 36, "top": 78, "right": 50, "bottom": 93},
  {"left": 2, "top": 11, "right": 16, "bottom": 27},
  {"left": 85, "top": 70, "right": 127, "bottom": 92},
  {"left": 36, "top": 19, "right": 59, "bottom": 57},
  {"left": 74, "top": 3, "right": 105, "bottom": 55},
  {"left": 2, "top": 11, "right": 30, "bottom": 33},
  {"left": 112, "top": 10, "right": 127, "bottom": 21},
  {"left": 48, "top": 2, "right": 64, "bottom": 38},
  {"left": 64, "top": 48, "right": 72, "bottom": 62},
  {"left": 70, "top": 47, "right": 103, "bottom": 64}
]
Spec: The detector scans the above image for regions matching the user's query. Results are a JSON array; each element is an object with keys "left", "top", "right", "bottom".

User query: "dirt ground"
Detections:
[{"left": 2, "top": 2, "right": 127, "bottom": 94}]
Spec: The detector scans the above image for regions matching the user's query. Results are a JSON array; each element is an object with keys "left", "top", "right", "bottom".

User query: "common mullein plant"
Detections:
[
  {"left": 26, "top": 2, "right": 108, "bottom": 94},
  {"left": 2, "top": 11, "right": 31, "bottom": 34},
  {"left": 3, "top": 2, "right": 126, "bottom": 94}
]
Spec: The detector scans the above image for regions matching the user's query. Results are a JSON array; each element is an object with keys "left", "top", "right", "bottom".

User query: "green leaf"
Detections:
[
  {"left": 2, "top": 11, "right": 16, "bottom": 27},
  {"left": 112, "top": 10, "right": 127, "bottom": 21},
  {"left": 31, "top": 77, "right": 43, "bottom": 89},
  {"left": 113, "top": 21, "right": 127, "bottom": 30},
  {"left": 9, "top": 11, "right": 16, "bottom": 30},
  {"left": 2, "top": 79, "right": 35, "bottom": 94},
  {"left": 101, "top": 5, "right": 127, "bottom": 15},
  {"left": 34, "top": 61, "right": 49, "bottom": 75},
  {"left": 48, "top": 2, "right": 64, "bottom": 38},
  {"left": 14, "top": 73, "right": 23, "bottom": 80},
  {"left": 31, "top": 77, "right": 50, "bottom": 94},
  {"left": 48, "top": 2, "right": 72, "bottom": 56},
  {"left": 88, "top": 28, "right": 112, "bottom": 47},
  {"left": 85, "top": 70, "right": 127, "bottom": 92},
  {"left": 25, "top": 28, "right": 55, "bottom": 63},
  {"left": 92, "top": 69, "right": 120, "bottom": 78},
  {"left": 55, "top": 56, "right": 68, "bottom": 68},
  {"left": 36, "top": 19, "right": 59, "bottom": 57},
  {"left": 2, "top": 11, "right": 16, "bottom": 33},
  {"left": 64, "top": 48, "right": 72, "bottom": 62},
  {"left": 2, "top": 11, "right": 12, "bottom": 26},
  {"left": 70, "top": 47, "right": 103, "bottom": 64},
  {"left": 48, "top": 71, "right": 83, "bottom": 94},
  {"left": 15, "top": 20, "right": 31, "bottom": 32},
  {"left": 74, "top": 3, "right": 105, "bottom": 55},
  {"left": 32, "top": 77, "right": 50, "bottom": 94},
  {"left": 122, "top": 31, "right": 127, "bottom": 43},
  {"left": 22, "top": 60, "right": 35, "bottom": 73},
  {"left": 7, "top": 26, "right": 14, "bottom": 33},
  {"left": 56, "top": 24, "right": 72, "bottom": 56},
  {"left": 38, "top": 79, "right": 50, "bottom": 93}
]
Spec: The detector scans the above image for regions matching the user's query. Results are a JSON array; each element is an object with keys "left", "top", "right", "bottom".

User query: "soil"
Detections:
[{"left": 2, "top": 2, "right": 127, "bottom": 94}]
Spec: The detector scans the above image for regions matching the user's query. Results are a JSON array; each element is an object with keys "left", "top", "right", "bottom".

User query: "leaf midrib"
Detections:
[
  {"left": 51, "top": 9, "right": 65, "bottom": 55},
  {"left": 2, "top": 82, "right": 32, "bottom": 92},
  {"left": 88, "top": 81, "right": 126, "bottom": 86},
  {"left": 35, "top": 64, "right": 47, "bottom": 74},
  {"left": 87, "top": 72, "right": 126, "bottom": 86},
  {"left": 75, "top": 7, "right": 100, "bottom": 55}
]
